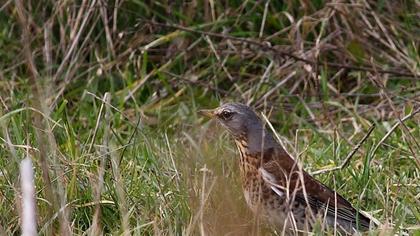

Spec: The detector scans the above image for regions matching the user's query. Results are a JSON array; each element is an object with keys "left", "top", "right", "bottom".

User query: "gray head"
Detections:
[
  {"left": 199, "top": 103, "right": 260, "bottom": 137},
  {"left": 199, "top": 103, "right": 278, "bottom": 152}
]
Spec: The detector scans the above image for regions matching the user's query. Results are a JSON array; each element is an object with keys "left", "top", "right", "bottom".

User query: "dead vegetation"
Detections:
[{"left": 0, "top": 0, "right": 418, "bottom": 235}]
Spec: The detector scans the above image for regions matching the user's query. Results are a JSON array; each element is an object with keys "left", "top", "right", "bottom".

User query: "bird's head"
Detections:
[
  {"left": 200, "top": 102, "right": 279, "bottom": 154},
  {"left": 199, "top": 103, "right": 263, "bottom": 139}
]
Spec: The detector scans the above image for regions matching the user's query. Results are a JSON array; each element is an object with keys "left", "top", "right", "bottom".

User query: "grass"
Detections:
[{"left": 0, "top": 0, "right": 419, "bottom": 235}]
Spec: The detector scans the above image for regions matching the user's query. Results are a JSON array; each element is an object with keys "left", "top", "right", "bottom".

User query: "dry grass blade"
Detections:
[
  {"left": 185, "top": 166, "right": 216, "bottom": 236},
  {"left": 53, "top": 0, "right": 99, "bottom": 81},
  {"left": 110, "top": 142, "right": 130, "bottom": 236},
  {"left": 90, "top": 92, "right": 111, "bottom": 236},
  {"left": 20, "top": 158, "right": 37, "bottom": 236},
  {"left": 14, "top": 1, "right": 57, "bottom": 233}
]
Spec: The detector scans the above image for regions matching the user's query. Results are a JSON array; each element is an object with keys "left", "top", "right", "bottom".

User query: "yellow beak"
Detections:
[{"left": 198, "top": 109, "right": 217, "bottom": 118}]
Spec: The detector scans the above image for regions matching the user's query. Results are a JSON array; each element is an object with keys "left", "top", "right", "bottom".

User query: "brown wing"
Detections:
[{"left": 261, "top": 147, "right": 373, "bottom": 231}]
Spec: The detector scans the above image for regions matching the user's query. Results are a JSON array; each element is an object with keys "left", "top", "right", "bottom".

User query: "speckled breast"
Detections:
[
  {"left": 234, "top": 140, "right": 286, "bottom": 214},
  {"left": 234, "top": 139, "right": 309, "bottom": 233}
]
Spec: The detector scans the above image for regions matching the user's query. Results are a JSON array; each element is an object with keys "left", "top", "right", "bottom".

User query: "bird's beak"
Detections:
[{"left": 198, "top": 109, "right": 216, "bottom": 118}]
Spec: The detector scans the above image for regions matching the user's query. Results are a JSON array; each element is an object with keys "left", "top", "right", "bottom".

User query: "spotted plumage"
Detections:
[{"left": 199, "top": 103, "right": 376, "bottom": 235}]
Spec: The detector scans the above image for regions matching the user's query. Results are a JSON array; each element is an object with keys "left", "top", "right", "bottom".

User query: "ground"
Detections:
[{"left": 0, "top": 0, "right": 419, "bottom": 235}]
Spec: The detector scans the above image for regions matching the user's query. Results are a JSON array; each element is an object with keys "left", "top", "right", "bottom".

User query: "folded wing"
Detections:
[{"left": 260, "top": 148, "right": 374, "bottom": 232}]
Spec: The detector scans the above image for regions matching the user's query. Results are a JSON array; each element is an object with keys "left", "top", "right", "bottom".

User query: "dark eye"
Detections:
[{"left": 220, "top": 110, "right": 234, "bottom": 120}]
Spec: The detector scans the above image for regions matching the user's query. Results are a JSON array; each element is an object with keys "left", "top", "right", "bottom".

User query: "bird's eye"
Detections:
[{"left": 220, "top": 110, "right": 234, "bottom": 120}]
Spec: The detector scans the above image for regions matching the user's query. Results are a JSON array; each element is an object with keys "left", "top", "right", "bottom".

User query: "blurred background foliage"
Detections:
[{"left": 0, "top": 0, "right": 419, "bottom": 235}]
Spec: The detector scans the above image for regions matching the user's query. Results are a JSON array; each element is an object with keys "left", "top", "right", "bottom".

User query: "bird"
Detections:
[{"left": 199, "top": 103, "right": 376, "bottom": 235}]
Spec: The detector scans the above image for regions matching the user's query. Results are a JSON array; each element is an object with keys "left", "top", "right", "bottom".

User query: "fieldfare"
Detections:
[{"left": 199, "top": 103, "right": 375, "bottom": 235}]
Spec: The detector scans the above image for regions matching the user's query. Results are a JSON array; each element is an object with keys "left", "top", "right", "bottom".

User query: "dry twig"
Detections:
[
  {"left": 371, "top": 108, "right": 420, "bottom": 168},
  {"left": 312, "top": 124, "right": 376, "bottom": 175}
]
